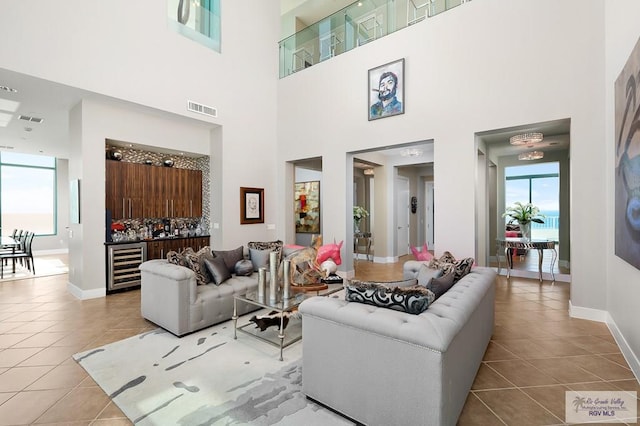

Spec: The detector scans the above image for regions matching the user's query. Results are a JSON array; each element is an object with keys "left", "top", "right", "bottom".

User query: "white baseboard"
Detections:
[
  {"left": 34, "top": 248, "right": 69, "bottom": 256},
  {"left": 570, "top": 302, "right": 640, "bottom": 383},
  {"left": 494, "top": 267, "right": 571, "bottom": 283},
  {"left": 606, "top": 313, "right": 640, "bottom": 383},
  {"left": 569, "top": 300, "right": 609, "bottom": 322},
  {"left": 67, "top": 281, "right": 105, "bottom": 300}
]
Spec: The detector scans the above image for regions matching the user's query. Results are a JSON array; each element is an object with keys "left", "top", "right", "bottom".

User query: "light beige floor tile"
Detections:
[
  {"left": 35, "top": 386, "right": 111, "bottom": 424},
  {"left": 520, "top": 384, "right": 571, "bottom": 421},
  {"left": 472, "top": 363, "right": 516, "bottom": 390},
  {"left": 97, "top": 401, "right": 129, "bottom": 420},
  {"left": 458, "top": 392, "right": 506, "bottom": 425},
  {"left": 527, "top": 357, "right": 602, "bottom": 383},
  {"left": 0, "top": 332, "right": 33, "bottom": 348},
  {"left": 12, "top": 332, "right": 69, "bottom": 348},
  {"left": 25, "top": 363, "right": 89, "bottom": 390},
  {"left": 475, "top": 388, "right": 563, "bottom": 425},
  {"left": 0, "top": 347, "right": 42, "bottom": 367},
  {"left": 6, "top": 321, "right": 59, "bottom": 334},
  {"left": 0, "top": 389, "right": 69, "bottom": 426},
  {"left": 486, "top": 359, "right": 561, "bottom": 387},
  {"left": 571, "top": 355, "right": 636, "bottom": 381},
  {"left": 0, "top": 366, "right": 54, "bottom": 392},
  {"left": 18, "top": 345, "right": 82, "bottom": 367}
]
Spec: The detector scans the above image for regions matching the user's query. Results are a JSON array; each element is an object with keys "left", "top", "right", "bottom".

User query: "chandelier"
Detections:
[
  {"left": 509, "top": 132, "right": 543, "bottom": 146},
  {"left": 400, "top": 148, "right": 423, "bottom": 157},
  {"left": 518, "top": 151, "right": 544, "bottom": 161}
]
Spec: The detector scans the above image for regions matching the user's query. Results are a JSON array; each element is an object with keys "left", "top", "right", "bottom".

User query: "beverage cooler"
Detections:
[{"left": 106, "top": 242, "right": 147, "bottom": 293}]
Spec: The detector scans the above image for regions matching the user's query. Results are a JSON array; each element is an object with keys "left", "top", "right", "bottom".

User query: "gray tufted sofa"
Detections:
[
  {"left": 298, "top": 266, "right": 497, "bottom": 426},
  {"left": 139, "top": 259, "right": 260, "bottom": 336}
]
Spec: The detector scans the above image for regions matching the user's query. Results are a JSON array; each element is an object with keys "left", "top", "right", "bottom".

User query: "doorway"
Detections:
[{"left": 396, "top": 177, "right": 409, "bottom": 256}]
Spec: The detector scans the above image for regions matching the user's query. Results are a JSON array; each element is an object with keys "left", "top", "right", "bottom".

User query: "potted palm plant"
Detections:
[{"left": 502, "top": 202, "right": 545, "bottom": 240}]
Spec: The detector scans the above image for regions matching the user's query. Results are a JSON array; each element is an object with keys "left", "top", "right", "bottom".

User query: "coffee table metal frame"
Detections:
[{"left": 233, "top": 283, "right": 343, "bottom": 361}]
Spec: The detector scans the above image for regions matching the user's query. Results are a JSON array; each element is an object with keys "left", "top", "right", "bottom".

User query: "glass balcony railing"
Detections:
[{"left": 279, "top": 0, "right": 470, "bottom": 78}]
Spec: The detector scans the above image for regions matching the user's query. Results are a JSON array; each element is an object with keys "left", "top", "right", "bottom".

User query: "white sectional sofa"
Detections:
[
  {"left": 298, "top": 266, "right": 497, "bottom": 426},
  {"left": 139, "top": 259, "right": 260, "bottom": 336}
]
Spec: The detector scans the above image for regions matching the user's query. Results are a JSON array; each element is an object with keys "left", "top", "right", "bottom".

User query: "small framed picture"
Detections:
[
  {"left": 240, "top": 187, "right": 264, "bottom": 224},
  {"left": 368, "top": 58, "right": 405, "bottom": 121}
]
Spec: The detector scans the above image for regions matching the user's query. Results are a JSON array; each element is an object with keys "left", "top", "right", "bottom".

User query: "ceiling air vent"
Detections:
[
  {"left": 187, "top": 101, "right": 217, "bottom": 118},
  {"left": 18, "top": 115, "right": 44, "bottom": 123}
]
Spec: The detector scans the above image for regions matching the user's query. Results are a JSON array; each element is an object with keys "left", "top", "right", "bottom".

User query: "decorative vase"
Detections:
[
  {"left": 520, "top": 221, "right": 531, "bottom": 241},
  {"left": 354, "top": 219, "right": 361, "bottom": 234},
  {"left": 282, "top": 260, "right": 291, "bottom": 300},
  {"left": 258, "top": 267, "right": 266, "bottom": 302},
  {"left": 269, "top": 251, "right": 278, "bottom": 304}
]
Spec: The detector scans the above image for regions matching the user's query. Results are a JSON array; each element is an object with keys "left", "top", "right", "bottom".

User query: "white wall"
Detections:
[
  {"left": 1, "top": 1, "right": 280, "bottom": 297},
  {"left": 277, "top": 0, "right": 607, "bottom": 314},
  {"left": 604, "top": 0, "right": 640, "bottom": 379}
]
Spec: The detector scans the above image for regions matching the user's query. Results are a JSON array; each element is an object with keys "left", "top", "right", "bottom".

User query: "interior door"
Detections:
[
  {"left": 396, "top": 177, "right": 410, "bottom": 257},
  {"left": 425, "top": 181, "right": 434, "bottom": 249}
]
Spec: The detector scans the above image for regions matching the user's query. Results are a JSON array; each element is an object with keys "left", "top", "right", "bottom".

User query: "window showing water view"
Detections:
[
  {"left": 505, "top": 162, "right": 559, "bottom": 240},
  {"left": 0, "top": 153, "right": 57, "bottom": 236}
]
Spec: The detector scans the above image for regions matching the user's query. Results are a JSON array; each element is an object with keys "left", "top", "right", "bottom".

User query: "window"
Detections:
[
  {"left": 505, "top": 162, "right": 559, "bottom": 240},
  {"left": 0, "top": 152, "right": 57, "bottom": 235},
  {"left": 168, "top": 0, "right": 221, "bottom": 52}
]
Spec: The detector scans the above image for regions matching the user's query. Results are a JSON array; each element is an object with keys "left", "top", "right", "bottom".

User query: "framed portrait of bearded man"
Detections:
[{"left": 368, "top": 58, "right": 404, "bottom": 121}]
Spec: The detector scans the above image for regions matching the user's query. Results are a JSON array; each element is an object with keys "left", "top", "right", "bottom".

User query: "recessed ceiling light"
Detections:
[
  {"left": 0, "top": 85, "right": 18, "bottom": 93},
  {"left": 24, "top": 127, "right": 32, "bottom": 132}
]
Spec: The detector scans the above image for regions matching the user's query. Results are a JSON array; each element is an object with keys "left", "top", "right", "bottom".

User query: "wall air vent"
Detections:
[
  {"left": 187, "top": 101, "right": 217, "bottom": 118},
  {"left": 18, "top": 115, "right": 44, "bottom": 123}
]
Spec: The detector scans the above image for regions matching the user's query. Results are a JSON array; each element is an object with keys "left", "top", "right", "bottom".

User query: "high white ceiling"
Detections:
[{"left": 0, "top": 2, "right": 570, "bottom": 162}]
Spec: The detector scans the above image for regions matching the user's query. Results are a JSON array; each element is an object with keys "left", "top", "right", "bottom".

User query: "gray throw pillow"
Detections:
[
  {"left": 427, "top": 270, "right": 455, "bottom": 299},
  {"left": 213, "top": 246, "right": 244, "bottom": 274},
  {"left": 416, "top": 264, "right": 443, "bottom": 287},
  {"left": 204, "top": 256, "right": 232, "bottom": 285},
  {"left": 249, "top": 247, "right": 275, "bottom": 272},
  {"left": 234, "top": 259, "right": 254, "bottom": 276}
]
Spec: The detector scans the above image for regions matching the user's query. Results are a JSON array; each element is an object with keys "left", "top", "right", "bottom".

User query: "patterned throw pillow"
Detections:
[
  {"left": 183, "top": 246, "right": 214, "bottom": 286},
  {"left": 427, "top": 252, "right": 474, "bottom": 283},
  {"left": 345, "top": 281, "right": 434, "bottom": 315},
  {"left": 349, "top": 278, "right": 417, "bottom": 288},
  {"left": 166, "top": 250, "right": 189, "bottom": 268}
]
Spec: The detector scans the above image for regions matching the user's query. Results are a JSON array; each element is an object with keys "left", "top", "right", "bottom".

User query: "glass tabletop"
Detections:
[{"left": 238, "top": 283, "right": 345, "bottom": 312}]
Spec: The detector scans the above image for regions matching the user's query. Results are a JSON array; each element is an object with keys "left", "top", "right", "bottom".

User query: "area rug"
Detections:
[{"left": 73, "top": 317, "right": 353, "bottom": 425}]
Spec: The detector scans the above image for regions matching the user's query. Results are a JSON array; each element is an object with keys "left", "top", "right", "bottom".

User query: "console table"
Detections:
[
  {"left": 496, "top": 238, "right": 558, "bottom": 282},
  {"left": 354, "top": 232, "right": 373, "bottom": 262}
]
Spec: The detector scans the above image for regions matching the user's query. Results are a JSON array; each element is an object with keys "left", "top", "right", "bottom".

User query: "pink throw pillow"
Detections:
[{"left": 410, "top": 243, "right": 433, "bottom": 261}]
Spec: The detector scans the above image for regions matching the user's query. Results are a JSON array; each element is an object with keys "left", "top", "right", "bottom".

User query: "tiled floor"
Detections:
[{"left": 0, "top": 257, "right": 637, "bottom": 425}]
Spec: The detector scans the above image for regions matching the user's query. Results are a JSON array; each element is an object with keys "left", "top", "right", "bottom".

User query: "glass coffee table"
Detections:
[{"left": 233, "top": 283, "right": 344, "bottom": 361}]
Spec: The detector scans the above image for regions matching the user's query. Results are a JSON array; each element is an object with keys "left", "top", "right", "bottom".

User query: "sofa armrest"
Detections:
[{"left": 139, "top": 259, "right": 197, "bottom": 336}]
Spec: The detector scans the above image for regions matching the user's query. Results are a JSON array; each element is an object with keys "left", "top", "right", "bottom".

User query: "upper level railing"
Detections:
[{"left": 279, "top": 0, "right": 470, "bottom": 78}]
